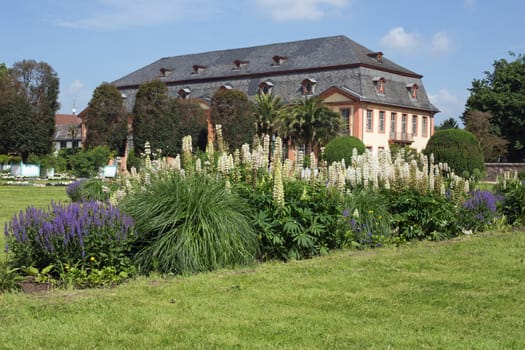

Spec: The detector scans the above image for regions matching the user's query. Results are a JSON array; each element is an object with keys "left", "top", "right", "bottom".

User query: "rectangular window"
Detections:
[
  {"left": 390, "top": 112, "right": 397, "bottom": 138},
  {"left": 412, "top": 115, "right": 418, "bottom": 136},
  {"left": 366, "top": 110, "right": 373, "bottom": 132},
  {"left": 401, "top": 114, "right": 407, "bottom": 137},
  {"left": 379, "top": 111, "right": 385, "bottom": 133},
  {"left": 60, "top": 141, "right": 67, "bottom": 149},
  {"left": 422, "top": 116, "right": 428, "bottom": 137},
  {"left": 340, "top": 108, "right": 350, "bottom": 134}
]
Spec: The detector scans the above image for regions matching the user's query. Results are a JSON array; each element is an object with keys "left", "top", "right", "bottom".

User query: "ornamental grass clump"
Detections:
[
  {"left": 119, "top": 171, "right": 259, "bottom": 275},
  {"left": 4, "top": 201, "right": 135, "bottom": 279}
]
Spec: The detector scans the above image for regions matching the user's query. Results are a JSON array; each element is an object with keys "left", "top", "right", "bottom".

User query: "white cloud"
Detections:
[
  {"left": 57, "top": 0, "right": 211, "bottom": 30},
  {"left": 431, "top": 32, "right": 451, "bottom": 54},
  {"left": 464, "top": 0, "right": 477, "bottom": 9},
  {"left": 380, "top": 27, "right": 422, "bottom": 51},
  {"left": 429, "top": 89, "right": 464, "bottom": 119},
  {"left": 68, "top": 80, "right": 84, "bottom": 96},
  {"left": 254, "top": 0, "right": 349, "bottom": 21},
  {"left": 380, "top": 27, "right": 453, "bottom": 56}
]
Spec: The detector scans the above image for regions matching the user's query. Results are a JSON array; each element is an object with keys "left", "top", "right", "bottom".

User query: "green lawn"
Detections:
[{"left": 1, "top": 186, "right": 524, "bottom": 349}]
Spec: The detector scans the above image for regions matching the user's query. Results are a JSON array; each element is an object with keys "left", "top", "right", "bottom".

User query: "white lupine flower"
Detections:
[
  {"left": 234, "top": 149, "right": 241, "bottom": 165},
  {"left": 310, "top": 152, "right": 317, "bottom": 171},
  {"left": 273, "top": 161, "right": 284, "bottom": 207},
  {"left": 195, "top": 158, "right": 202, "bottom": 173},
  {"left": 241, "top": 144, "right": 251, "bottom": 165},
  {"left": 174, "top": 154, "right": 181, "bottom": 172},
  {"left": 464, "top": 179, "right": 470, "bottom": 193},
  {"left": 283, "top": 159, "right": 292, "bottom": 178}
]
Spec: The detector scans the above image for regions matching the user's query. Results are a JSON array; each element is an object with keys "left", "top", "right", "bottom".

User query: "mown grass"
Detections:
[{"left": 1, "top": 186, "right": 524, "bottom": 349}]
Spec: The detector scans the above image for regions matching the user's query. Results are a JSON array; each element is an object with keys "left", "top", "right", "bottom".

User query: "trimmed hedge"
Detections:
[
  {"left": 323, "top": 136, "right": 365, "bottom": 165},
  {"left": 424, "top": 129, "right": 484, "bottom": 177}
]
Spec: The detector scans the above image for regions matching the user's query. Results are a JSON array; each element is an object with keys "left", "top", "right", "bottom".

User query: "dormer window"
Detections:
[
  {"left": 220, "top": 83, "right": 233, "bottom": 90},
  {"left": 178, "top": 87, "right": 191, "bottom": 99},
  {"left": 407, "top": 83, "right": 418, "bottom": 99},
  {"left": 232, "top": 60, "right": 249, "bottom": 70},
  {"left": 258, "top": 81, "right": 274, "bottom": 95},
  {"left": 367, "top": 51, "right": 384, "bottom": 63},
  {"left": 373, "top": 77, "right": 386, "bottom": 94},
  {"left": 272, "top": 55, "right": 287, "bottom": 66},
  {"left": 159, "top": 68, "right": 173, "bottom": 77},
  {"left": 301, "top": 78, "right": 317, "bottom": 96},
  {"left": 192, "top": 65, "right": 206, "bottom": 75}
]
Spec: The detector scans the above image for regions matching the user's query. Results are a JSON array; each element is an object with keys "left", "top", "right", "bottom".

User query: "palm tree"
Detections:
[
  {"left": 253, "top": 93, "right": 283, "bottom": 136},
  {"left": 274, "top": 96, "right": 342, "bottom": 155}
]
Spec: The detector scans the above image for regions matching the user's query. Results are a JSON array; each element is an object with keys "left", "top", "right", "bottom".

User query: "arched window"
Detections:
[
  {"left": 178, "top": 87, "right": 191, "bottom": 99},
  {"left": 301, "top": 78, "right": 317, "bottom": 96},
  {"left": 258, "top": 81, "right": 274, "bottom": 95},
  {"left": 373, "top": 77, "right": 386, "bottom": 94}
]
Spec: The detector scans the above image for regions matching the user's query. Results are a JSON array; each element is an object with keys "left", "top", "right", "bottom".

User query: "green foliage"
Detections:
[
  {"left": 275, "top": 96, "right": 342, "bottom": 155},
  {"left": 323, "top": 136, "right": 365, "bottom": 164},
  {"left": 85, "top": 83, "right": 128, "bottom": 154},
  {"left": 384, "top": 190, "right": 461, "bottom": 241},
  {"left": 66, "top": 178, "right": 110, "bottom": 202},
  {"left": 464, "top": 53, "right": 525, "bottom": 161},
  {"left": 496, "top": 178, "right": 525, "bottom": 226},
  {"left": 58, "top": 263, "right": 134, "bottom": 289},
  {"left": 436, "top": 117, "right": 459, "bottom": 130},
  {"left": 4, "top": 201, "right": 136, "bottom": 288},
  {"left": 67, "top": 146, "right": 112, "bottom": 178},
  {"left": 341, "top": 189, "right": 392, "bottom": 248},
  {"left": 253, "top": 93, "right": 283, "bottom": 136},
  {"left": 424, "top": 129, "right": 485, "bottom": 177},
  {"left": 0, "top": 260, "right": 23, "bottom": 292},
  {"left": 237, "top": 180, "right": 346, "bottom": 260},
  {"left": 120, "top": 172, "right": 259, "bottom": 274},
  {"left": 125, "top": 149, "right": 142, "bottom": 172},
  {"left": 211, "top": 89, "right": 256, "bottom": 150},
  {"left": 0, "top": 60, "right": 59, "bottom": 161},
  {"left": 464, "top": 110, "right": 508, "bottom": 162}
]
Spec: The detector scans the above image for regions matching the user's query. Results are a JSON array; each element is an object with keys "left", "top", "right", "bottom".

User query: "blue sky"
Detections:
[{"left": 2, "top": 0, "right": 524, "bottom": 125}]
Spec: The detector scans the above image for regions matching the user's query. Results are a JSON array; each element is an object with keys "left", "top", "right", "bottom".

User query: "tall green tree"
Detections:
[
  {"left": 210, "top": 89, "right": 255, "bottom": 150},
  {"left": 0, "top": 71, "right": 35, "bottom": 160},
  {"left": 172, "top": 99, "right": 208, "bottom": 153},
  {"left": 0, "top": 61, "right": 59, "bottom": 161},
  {"left": 132, "top": 80, "right": 173, "bottom": 156},
  {"left": 437, "top": 117, "right": 459, "bottom": 130},
  {"left": 85, "top": 83, "right": 128, "bottom": 154},
  {"left": 132, "top": 81, "right": 208, "bottom": 156},
  {"left": 463, "top": 52, "right": 525, "bottom": 161},
  {"left": 253, "top": 93, "right": 283, "bottom": 136},
  {"left": 275, "top": 96, "right": 342, "bottom": 155},
  {"left": 464, "top": 110, "right": 508, "bottom": 162}
]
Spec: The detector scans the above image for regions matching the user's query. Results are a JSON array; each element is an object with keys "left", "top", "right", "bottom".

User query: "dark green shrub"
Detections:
[
  {"left": 120, "top": 172, "right": 258, "bottom": 274},
  {"left": 384, "top": 189, "right": 461, "bottom": 241},
  {"left": 323, "top": 136, "right": 365, "bottom": 165},
  {"left": 423, "top": 129, "right": 484, "bottom": 177},
  {"left": 236, "top": 180, "right": 346, "bottom": 261},
  {"left": 68, "top": 146, "right": 112, "bottom": 178}
]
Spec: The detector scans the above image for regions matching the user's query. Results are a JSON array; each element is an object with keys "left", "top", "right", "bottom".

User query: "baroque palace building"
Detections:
[{"left": 111, "top": 35, "right": 438, "bottom": 153}]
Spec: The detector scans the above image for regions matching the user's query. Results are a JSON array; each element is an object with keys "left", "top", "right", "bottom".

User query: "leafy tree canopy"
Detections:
[
  {"left": 275, "top": 96, "right": 342, "bottom": 155},
  {"left": 211, "top": 89, "right": 255, "bottom": 150},
  {"left": 132, "top": 80, "right": 208, "bottom": 156},
  {"left": 85, "top": 82, "right": 128, "bottom": 154},
  {"left": 437, "top": 117, "right": 459, "bottom": 130},
  {"left": 0, "top": 60, "right": 60, "bottom": 160},
  {"left": 463, "top": 52, "right": 525, "bottom": 161},
  {"left": 464, "top": 110, "right": 508, "bottom": 162}
]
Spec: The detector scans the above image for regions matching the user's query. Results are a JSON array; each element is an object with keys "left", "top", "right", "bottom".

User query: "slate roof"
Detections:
[
  {"left": 113, "top": 35, "right": 438, "bottom": 113},
  {"left": 54, "top": 114, "right": 82, "bottom": 141}
]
